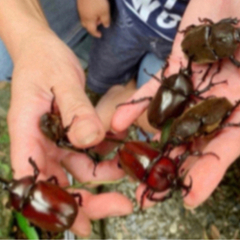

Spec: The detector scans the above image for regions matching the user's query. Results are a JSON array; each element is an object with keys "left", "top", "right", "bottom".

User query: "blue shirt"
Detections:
[{"left": 122, "top": 0, "right": 190, "bottom": 41}]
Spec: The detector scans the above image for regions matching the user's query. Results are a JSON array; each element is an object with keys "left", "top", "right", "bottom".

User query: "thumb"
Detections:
[{"left": 54, "top": 84, "right": 105, "bottom": 148}]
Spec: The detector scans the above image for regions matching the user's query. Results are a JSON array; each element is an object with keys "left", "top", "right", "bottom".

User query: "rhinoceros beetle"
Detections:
[
  {"left": 181, "top": 18, "right": 240, "bottom": 66},
  {"left": 167, "top": 97, "right": 240, "bottom": 146},
  {"left": 0, "top": 158, "right": 81, "bottom": 232},
  {"left": 40, "top": 88, "right": 100, "bottom": 173},
  {"left": 118, "top": 140, "right": 217, "bottom": 208},
  {"left": 118, "top": 59, "right": 225, "bottom": 129}
]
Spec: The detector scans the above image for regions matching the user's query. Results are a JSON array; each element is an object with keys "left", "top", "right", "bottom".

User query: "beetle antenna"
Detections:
[
  {"left": 143, "top": 68, "right": 162, "bottom": 83},
  {"left": 28, "top": 157, "right": 40, "bottom": 181}
]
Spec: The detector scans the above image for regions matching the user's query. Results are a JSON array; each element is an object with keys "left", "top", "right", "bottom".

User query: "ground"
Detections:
[{"left": 0, "top": 82, "right": 240, "bottom": 239}]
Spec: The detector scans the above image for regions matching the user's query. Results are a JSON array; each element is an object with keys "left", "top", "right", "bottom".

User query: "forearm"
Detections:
[{"left": 0, "top": 0, "right": 52, "bottom": 62}]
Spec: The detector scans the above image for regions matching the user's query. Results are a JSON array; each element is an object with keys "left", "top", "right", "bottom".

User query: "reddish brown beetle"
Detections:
[
  {"left": 0, "top": 158, "right": 81, "bottom": 232},
  {"left": 118, "top": 141, "right": 216, "bottom": 208}
]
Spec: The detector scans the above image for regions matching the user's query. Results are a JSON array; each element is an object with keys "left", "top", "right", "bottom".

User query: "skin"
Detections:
[
  {"left": 3, "top": 0, "right": 239, "bottom": 236},
  {"left": 0, "top": 0, "right": 134, "bottom": 237},
  {"left": 112, "top": 0, "right": 240, "bottom": 209},
  {"left": 77, "top": 0, "right": 110, "bottom": 38}
]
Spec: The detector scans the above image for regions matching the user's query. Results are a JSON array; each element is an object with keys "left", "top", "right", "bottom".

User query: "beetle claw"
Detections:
[{"left": 181, "top": 176, "right": 192, "bottom": 198}]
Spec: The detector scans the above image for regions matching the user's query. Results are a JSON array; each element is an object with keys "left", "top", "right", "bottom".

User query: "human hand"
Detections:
[
  {"left": 0, "top": 1, "right": 132, "bottom": 236},
  {"left": 111, "top": 0, "right": 240, "bottom": 209},
  {"left": 7, "top": 29, "right": 134, "bottom": 236},
  {"left": 77, "top": 0, "right": 110, "bottom": 38}
]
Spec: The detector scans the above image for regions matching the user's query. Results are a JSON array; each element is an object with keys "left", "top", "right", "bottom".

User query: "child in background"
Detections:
[{"left": 78, "top": 0, "right": 190, "bottom": 94}]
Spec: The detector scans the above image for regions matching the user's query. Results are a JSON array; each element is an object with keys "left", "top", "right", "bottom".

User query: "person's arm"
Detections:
[
  {"left": 0, "top": 1, "right": 132, "bottom": 236},
  {"left": 0, "top": 0, "right": 49, "bottom": 61}
]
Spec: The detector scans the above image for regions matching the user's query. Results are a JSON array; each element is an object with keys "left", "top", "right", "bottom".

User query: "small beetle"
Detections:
[
  {"left": 118, "top": 59, "right": 225, "bottom": 129},
  {"left": 167, "top": 97, "right": 240, "bottom": 146},
  {"left": 40, "top": 89, "right": 100, "bottom": 169},
  {"left": 0, "top": 158, "right": 81, "bottom": 232},
  {"left": 117, "top": 141, "right": 214, "bottom": 208},
  {"left": 181, "top": 18, "right": 240, "bottom": 66}
]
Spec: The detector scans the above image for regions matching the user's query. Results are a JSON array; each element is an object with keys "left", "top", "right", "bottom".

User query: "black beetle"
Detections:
[
  {"left": 167, "top": 97, "right": 240, "bottom": 146},
  {"left": 117, "top": 59, "right": 225, "bottom": 129},
  {"left": 181, "top": 18, "right": 240, "bottom": 66},
  {"left": 0, "top": 158, "right": 82, "bottom": 232}
]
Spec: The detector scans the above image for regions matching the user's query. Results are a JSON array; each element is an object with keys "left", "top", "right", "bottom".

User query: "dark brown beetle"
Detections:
[
  {"left": 181, "top": 18, "right": 240, "bottom": 66},
  {"left": 0, "top": 158, "right": 81, "bottom": 232},
  {"left": 118, "top": 59, "right": 225, "bottom": 129},
  {"left": 40, "top": 89, "right": 99, "bottom": 168},
  {"left": 167, "top": 97, "right": 240, "bottom": 146}
]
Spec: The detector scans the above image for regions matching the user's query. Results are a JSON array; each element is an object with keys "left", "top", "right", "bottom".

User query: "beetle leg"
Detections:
[
  {"left": 49, "top": 87, "right": 60, "bottom": 115},
  {"left": 143, "top": 69, "right": 162, "bottom": 83},
  {"left": 229, "top": 55, "right": 240, "bottom": 68},
  {"left": 116, "top": 97, "right": 153, "bottom": 108},
  {"left": 195, "top": 63, "right": 213, "bottom": 90},
  {"left": 140, "top": 187, "right": 150, "bottom": 210},
  {"left": 181, "top": 176, "right": 192, "bottom": 198},
  {"left": 178, "top": 24, "right": 196, "bottom": 34},
  {"left": 50, "top": 92, "right": 55, "bottom": 114},
  {"left": 198, "top": 17, "right": 214, "bottom": 25},
  {"left": 218, "top": 17, "right": 240, "bottom": 25},
  {"left": 28, "top": 157, "right": 40, "bottom": 181},
  {"left": 47, "top": 176, "right": 59, "bottom": 185},
  {"left": 72, "top": 193, "right": 83, "bottom": 206},
  {"left": 161, "top": 59, "right": 169, "bottom": 80},
  {"left": 147, "top": 190, "right": 173, "bottom": 202},
  {"left": 220, "top": 122, "right": 240, "bottom": 130},
  {"left": 188, "top": 150, "right": 219, "bottom": 160},
  {"left": 136, "top": 125, "right": 151, "bottom": 143},
  {"left": 117, "top": 162, "right": 122, "bottom": 169},
  {"left": 64, "top": 116, "right": 77, "bottom": 133},
  {"left": 86, "top": 150, "right": 100, "bottom": 176},
  {"left": 177, "top": 150, "right": 219, "bottom": 168},
  {"left": 195, "top": 61, "right": 225, "bottom": 93}
]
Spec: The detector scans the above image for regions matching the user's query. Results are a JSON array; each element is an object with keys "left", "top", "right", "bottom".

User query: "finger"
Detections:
[
  {"left": 79, "top": 189, "right": 133, "bottom": 219},
  {"left": 183, "top": 127, "right": 240, "bottom": 208},
  {"left": 70, "top": 190, "right": 92, "bottom": 237},
  {"left": 61, "top": 152, "right": 126, "bottom": 183},
  {"left": 54, "top": 81, "right": 105, "bottom": 149},
  {"left": 70, "top": 209, "right": 91, "bottom": 237},
  {"left": 100, "top": 12, "right": 110, "bottom": 28},
  {"left": 8, "top": 90, "right": 50, "bottom": 178},
  {"left": 85, "top": 20, "right": 102, "bottom": 38},
  {"left": 96, "top": 81, "right": 136, "bottom": 131},
  {"left": 111, "top": 79, "right": 160, "bottom": 132}
]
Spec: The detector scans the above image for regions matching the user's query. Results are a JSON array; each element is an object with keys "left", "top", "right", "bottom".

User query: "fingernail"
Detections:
[
  {"left": 75, "top": 119, "right": 100, "bottom": 146},
  {"left": 110, "top": 128, "right": 118, "bottom": 134},
  {"left": 183, "top": 203, "right": 196, "bottom": 210}
]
